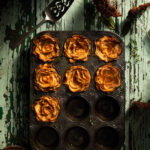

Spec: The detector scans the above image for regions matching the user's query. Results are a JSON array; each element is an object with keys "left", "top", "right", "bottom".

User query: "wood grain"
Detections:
[{"left": 0, "top": 0, "right": 150, "bottom": 149}]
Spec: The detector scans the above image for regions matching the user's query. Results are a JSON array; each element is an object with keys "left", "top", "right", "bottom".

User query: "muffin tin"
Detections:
[{"left": 29, "top": 31, "right": 125, "bottom": 150}]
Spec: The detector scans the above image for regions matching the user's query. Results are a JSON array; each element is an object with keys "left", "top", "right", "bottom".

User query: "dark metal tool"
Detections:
[{"left": 12, "top": 0, "right": 74, "bottom": 50}]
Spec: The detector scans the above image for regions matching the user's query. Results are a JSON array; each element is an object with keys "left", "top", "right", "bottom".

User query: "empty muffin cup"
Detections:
[
  {"left": 65, "top": 96, "right": 90, "bottom": 121},
  {"left": 35, "top": 127, "right": 59, "bottom": 150},
  {"left": 65, "top": 126, "right": 90, "bottom": 150},
  {"left": 95, "top": 96, "right": 120, "bottom": 121},
  {"left": 95, "top": 126, "right": 119, "bottom": 149}
]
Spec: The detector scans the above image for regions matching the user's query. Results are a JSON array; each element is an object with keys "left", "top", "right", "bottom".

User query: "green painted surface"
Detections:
[{"left": 0, "top": 0, "right": 150, "bottom": 149}]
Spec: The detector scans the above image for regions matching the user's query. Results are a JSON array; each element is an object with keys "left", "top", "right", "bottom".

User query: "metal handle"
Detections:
[{"left": 11, "top": 19, "right": 46, "bottom": 50}]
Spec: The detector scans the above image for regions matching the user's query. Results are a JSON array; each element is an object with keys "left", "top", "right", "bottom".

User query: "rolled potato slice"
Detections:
[
  {"left": 95, "top": 36, "right": 121, "bottom": 62},
  {"left": 35, "top": 64, "right": 61, "bottom": 92},
  {"left": 33, "top": 34, "right": 60, "bottom": 62},
  {"left": 32, "top": 95, "right": 60, "bottom": 122},
  {"left": 64, "top": 65, "right": 91, "bottom": 92},
  {"left": 64, "top": 35, "right": 91, "bottom": 63},
  {"left": 95, "top": 63, "right": 121, "bottom": 92}
]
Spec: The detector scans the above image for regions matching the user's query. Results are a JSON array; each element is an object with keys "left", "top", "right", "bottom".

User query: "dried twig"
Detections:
[
  {"left": 121, "top": 3, "right": 150, "bottom": 36},
  {"left": 127, "top": 3, "right": 150, "bottom": 20},
  {"left": 93, "top": 0, "right": 122, "bottom": 17},
  {"left": 100, "top": 15, "right": 116, "bottom": 30},
  {"left": 131, "top": 101, "right": 150, "bottom": 110}
]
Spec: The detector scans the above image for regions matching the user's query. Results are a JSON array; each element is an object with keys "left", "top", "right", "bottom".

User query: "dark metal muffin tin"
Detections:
[{"left": 29, "top": 31, "right": 125, "bottom": 150}]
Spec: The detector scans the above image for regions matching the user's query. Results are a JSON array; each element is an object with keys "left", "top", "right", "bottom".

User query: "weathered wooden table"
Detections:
[{"left": 0, "top": 0, "right": 150, "bottom": 149}]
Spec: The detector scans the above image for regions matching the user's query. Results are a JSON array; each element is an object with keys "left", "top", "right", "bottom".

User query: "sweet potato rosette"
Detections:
[
  {"left": 95, "top": 36, "right": 121, "bottom": 62},
  {"left": 95, "top": 64, "right": 121, "bottom": 92},
  {"left": 64, "top": 66, "right": 91, "bottom": 92},
  {"left": 33, "top": 34, "right": 60, "bottom": 62},
  {"left": 32, "top": 95, "right": 60, "bottom": 122},
  {"left": 64, "top": 35, "right": 91, "bottom": 63},
  {"left": 35, "top": 64, "right": 61, "bottom": 92}
]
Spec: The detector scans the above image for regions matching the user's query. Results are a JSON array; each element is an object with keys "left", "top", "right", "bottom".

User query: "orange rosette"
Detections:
[
  {"left": 33, "top": 34, "right": 60, "bottom": 62},
  {"left": 95, "top": 63, "right": 121, "bottom": 92},
  {"left": 32, "top": 95, "right": 60, "bottom": 122},
  {"left": 64, "top": 35, "right": 91, "bottom": 63},
  {"left": 35, "top": 64, "right": 61, "bottom": 92},
  {"left": 64, "top": 66, "right": 91, "bottom": 92},
  {"left": 95, "top": 36, "right": 121, "bottom": 62}
]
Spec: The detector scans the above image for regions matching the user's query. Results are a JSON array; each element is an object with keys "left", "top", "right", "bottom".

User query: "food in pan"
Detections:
[
  {"left": 95, "top": 36, "right": 121, "bottom": 62},
  {"left": 64, "top": 66, "right": 91, "bottom": 92},
  {"left": 95, "top": 63, "right": 121, "bottom": 92},
  {"left": 35, "top": 64, "right": 61, "bottom": 92},
  {"left": 33, "top": 34, "right": 60, "bottom": 62},
  {"left": 32, "top": 95, "right": 60, "bottom": 122},
  {"left": 64, "top": 35, "right": 91, "bottom": 63}
]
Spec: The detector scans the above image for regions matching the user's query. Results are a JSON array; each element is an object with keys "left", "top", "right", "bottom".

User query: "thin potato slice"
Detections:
[
  {"left": 95, "top": 63, "right": 121, "bottom": 92},
  {"left": 32, "top": 95, "right": 60, "bottom": 122},
  {"left": 64, "top": 35, "right": 91, "bottom": 63},
  {"left": 64, "top": 66, "right": 91, "bottom": 92},
  {"left": 33, "top": 34, "right": 60, "bottom": 62}
]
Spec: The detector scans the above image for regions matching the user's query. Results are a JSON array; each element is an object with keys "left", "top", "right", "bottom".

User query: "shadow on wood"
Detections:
[
  {"left": 125, "top": 101, "right": 150, "bottom": 150},
  {"left": 5, "top": 48, "right": 31, "bottom": 149}
]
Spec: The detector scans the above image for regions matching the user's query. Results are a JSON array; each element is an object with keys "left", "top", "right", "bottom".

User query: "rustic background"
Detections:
[{"left": 0, "top": 0, "right": 150, "bottom": 149}]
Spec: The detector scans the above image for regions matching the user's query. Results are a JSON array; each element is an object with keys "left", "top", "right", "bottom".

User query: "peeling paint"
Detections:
[
  {"left": 0, "top": 0, "right": 150, "bottom": 149},
  {"left": 84, "top": 0, "right": 96, "bottom": 30},
  {"left": 0, "top": 107, "right": 3, "bottom": 119}
]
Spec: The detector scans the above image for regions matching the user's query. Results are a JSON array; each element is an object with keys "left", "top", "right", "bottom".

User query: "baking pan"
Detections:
[{"left": 29, "top": 31, "right": 125, "bottom": 150}]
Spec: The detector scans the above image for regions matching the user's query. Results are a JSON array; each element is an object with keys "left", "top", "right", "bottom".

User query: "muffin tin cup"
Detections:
[{"left": 29, "top": 31, "right": 125, "bottom": 150}]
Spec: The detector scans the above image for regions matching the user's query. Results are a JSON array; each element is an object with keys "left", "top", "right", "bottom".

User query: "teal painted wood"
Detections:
[{"left": 0, "top": 0, "right": 150, "bottom": 149}]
